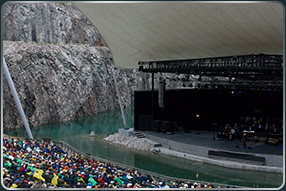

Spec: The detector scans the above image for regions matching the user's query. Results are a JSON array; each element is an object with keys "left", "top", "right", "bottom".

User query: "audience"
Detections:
[{"left": 3, "top": 137, "right": 227, "bottom": 188}]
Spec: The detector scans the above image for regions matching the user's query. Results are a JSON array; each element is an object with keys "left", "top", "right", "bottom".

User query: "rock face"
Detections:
[
  {"left": 2, "top": 3, "right": 204, "bottom": 131},
  {"left": 3, "top": 3, "right": 105, "bottom": 46},
  {"left": 3, "top": 41, "right": 150, "bottom": 130},
  {"left": 2, "top": 2, "right": 149, "bottom": 130}
]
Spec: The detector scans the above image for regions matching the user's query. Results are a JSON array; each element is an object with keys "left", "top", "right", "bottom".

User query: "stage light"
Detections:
[
  {"left": 231, "top": 91, "right": 234, "bottom": 94},
  {"left": 196, "top": 115, "right": 199, "bottom": 118}
]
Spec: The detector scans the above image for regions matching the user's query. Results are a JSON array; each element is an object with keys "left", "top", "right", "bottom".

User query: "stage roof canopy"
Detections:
[{"left": 75, "top": 2, "right": 284, "bottom": 69}]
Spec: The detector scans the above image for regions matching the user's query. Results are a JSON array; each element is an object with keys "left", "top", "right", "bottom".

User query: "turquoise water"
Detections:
[{"left": 4, "top": 107, "right": 283, "bottom": 188}]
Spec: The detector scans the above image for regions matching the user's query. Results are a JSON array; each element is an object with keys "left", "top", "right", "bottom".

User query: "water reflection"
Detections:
[
  {"left": 30, "top": 106, "right": 134, "bottom": 139},
  {"left": 4, "top": 106, "right": 283, "bottom": 188}
]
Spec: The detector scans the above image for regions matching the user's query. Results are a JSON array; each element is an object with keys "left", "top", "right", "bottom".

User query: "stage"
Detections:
[{"left": 138, "top": 128, "right": 283, "bottom": 168}]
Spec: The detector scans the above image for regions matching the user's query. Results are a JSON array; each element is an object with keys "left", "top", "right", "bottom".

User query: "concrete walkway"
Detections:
[
  {"left": 139, "top": 130, "right": 283, "bottom": 173},
  {"left": 157, "top": 147, "right": 282, "bottom": 173}
]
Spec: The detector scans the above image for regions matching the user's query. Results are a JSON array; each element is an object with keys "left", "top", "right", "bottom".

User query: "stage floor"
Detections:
[{"left": 142, "top": 128, "right": 283, "bottom": 156}]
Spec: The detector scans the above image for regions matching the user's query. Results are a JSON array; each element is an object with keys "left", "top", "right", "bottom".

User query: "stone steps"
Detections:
[{"left": 132, "top": 132, "right": 146, "bottom": 138}]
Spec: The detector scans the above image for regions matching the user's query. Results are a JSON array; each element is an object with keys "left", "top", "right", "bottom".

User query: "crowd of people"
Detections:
[{"left": 3, "top": 136, "right": 224, "bottom": 188}]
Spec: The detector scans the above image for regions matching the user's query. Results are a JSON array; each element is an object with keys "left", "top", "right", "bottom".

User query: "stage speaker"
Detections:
[
  {"left": 161, "top": 121, "right": 171, "bottom": 133},
  {"left": 153, "top": 120, "right": 161, "bottom": 132}
]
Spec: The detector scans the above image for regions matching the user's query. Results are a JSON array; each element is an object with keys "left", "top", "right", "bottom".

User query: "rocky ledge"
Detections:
[{"left": 104, "top": 133, "right": 157, "bottom": 152}]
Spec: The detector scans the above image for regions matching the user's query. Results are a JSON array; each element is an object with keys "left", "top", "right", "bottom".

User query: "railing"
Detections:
[{"left": 57, "top": 140, "right": 243, "bottom": 188}]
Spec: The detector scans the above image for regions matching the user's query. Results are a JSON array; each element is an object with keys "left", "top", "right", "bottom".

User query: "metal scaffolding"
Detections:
[{"left": 138, "top": 54, "right": 283, "bottom": 80}]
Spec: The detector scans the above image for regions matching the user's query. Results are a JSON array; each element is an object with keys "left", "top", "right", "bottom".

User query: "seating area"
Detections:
[{"left": 3, "top": 136, "right": 228, "bottom": 188}]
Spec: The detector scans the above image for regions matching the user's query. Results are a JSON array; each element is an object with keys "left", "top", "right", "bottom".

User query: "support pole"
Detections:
[
  {"left": 2, "top": 57, "right": 34, "bottom": 139},
  {"left": 112, "top": 68, "right": 128, "bottom": 129},
  {"left": 151, "top": 72, "right": 154, "bottom": 126}
]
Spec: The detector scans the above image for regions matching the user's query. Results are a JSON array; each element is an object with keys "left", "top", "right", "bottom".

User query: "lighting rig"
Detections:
[{"left": 138, "top": 54, "right": 283, "bottom": 92}]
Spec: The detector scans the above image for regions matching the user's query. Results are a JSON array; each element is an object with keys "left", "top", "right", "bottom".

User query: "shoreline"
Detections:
[{"left": 104, "top": 133, "right": 283, "bottom": 173}]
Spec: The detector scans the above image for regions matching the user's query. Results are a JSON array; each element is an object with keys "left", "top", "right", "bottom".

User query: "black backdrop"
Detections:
[{"left": 134, "top": 89, "right": 282, "bottom": 131}]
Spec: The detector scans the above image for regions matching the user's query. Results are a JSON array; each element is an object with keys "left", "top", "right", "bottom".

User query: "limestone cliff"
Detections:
[
  {"left": 2, "top": 2, "right": 131, "bottom": 130},
  {"left": 2, "top": 3, "right": 199, "bottom": 130},
  {"left": 3, "top": 3, "right": 105, "bottom": 46},
  {"left": 3, "top": 41, "right": 151, "bottom": 130}
]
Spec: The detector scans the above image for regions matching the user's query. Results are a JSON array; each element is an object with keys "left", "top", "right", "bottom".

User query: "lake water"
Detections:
[{"left": 4, "top": 106, "right": 283, "bottom": 188}]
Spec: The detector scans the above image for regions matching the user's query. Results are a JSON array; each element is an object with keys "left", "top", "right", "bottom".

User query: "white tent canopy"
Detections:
[{"left": 75, "top": 2, "right": 283, "bottom": 69}]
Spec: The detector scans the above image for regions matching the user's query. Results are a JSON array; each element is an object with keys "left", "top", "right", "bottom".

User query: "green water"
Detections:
[{"left": 4, "top": 107, "right": 283, "bottom": 188}]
